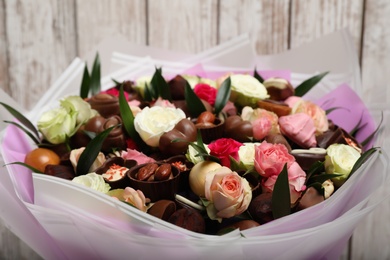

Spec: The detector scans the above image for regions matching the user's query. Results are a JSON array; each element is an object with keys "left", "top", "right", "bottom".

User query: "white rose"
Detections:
[
  {"left": 186, "top": 142, "right": 210, "bottom": 164},
  {"left": 325, "top": 144, "right": 361, "bottom": 187},
  {"left": 135, "top": 76, "right": 152, "bottom": 98},
  {"left": 238, "top": 143, "right": 258, "bottom": 170},
  {"left": 60, "top": 95, "right": 98, "bottom": 125},
  {"left": 230, "top": 74, "right": 269, "bottom": 107},
  {"left": 134, "top": 106, "right": 186, "bottom": 147},
  {"left": 72, "top": 173, "right": 111, "bottom": 193},
  {"left": 37, "top": 107, "right": 77, "bottom": 144}
]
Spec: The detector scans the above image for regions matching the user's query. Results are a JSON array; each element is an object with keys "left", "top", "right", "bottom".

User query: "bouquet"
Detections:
[{"left": 0, "top": 32, "right": 388, "bottom": 259}]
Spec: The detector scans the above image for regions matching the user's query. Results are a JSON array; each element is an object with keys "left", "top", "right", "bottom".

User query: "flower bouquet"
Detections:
[{"left": 0, "top": 32, "right": 389, "bottom": 259}]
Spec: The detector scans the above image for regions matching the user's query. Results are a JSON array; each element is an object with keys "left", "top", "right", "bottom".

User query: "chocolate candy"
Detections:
[
  {"left": 291, "top": 148, "right": 327, "bottom": 171},
  {"left": 297, "top": 187, "right": 324, "bottom": 210},
  {"left": 248, "top": 193, "right": 274, "bottom": 224},
  {"left": 168, "top": 208, "right": 205, "bottom": 233},
  {"left": 168, "top": 75, "right": 186, "bottom": 100},
  {"left": 159, "top": 119, "right": 197, "bottom": 156},
  {"left": 257, "top": 99, "right": 291, "bottom": 117},
  {"left": 263, "top": 77, "right": 295, "bottom": 101},
  {"left": 224, "top": 115, "right": 253, "bottom": 142},
  {"left": 89, "top": 93, "right": 120, "bottom": 118},
  {"left": 265, "top": 133, "right": 292, "bottom": 152},
  {"left": 148, "top": 200, "right": 176, "bottom": 221}
]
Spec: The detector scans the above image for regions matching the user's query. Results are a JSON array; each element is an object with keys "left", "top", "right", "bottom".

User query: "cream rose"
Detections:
[
  {"left": 238, "top": 143, "right": 258, "bottom": 170},
  {"left": 123, "top": 187, "right": 147, "bottom": 212},
  {"left": 204, "top": 167, "right": 252, "bottom": 222},
  {"left": 325, "top": 144, "right": 361, "bottom": 187},
  {"left": 134, "top": 106, "right": 186, "bottom": 147},
  {"left": 241, "top": 106, "right": 280, "bottom": 135},
  {"left": 186, "top": 142, "right": 210, "bottom": 164},
  {"left": 70, "top": 147, "right": 106, "bottom": 173},
  {"left": 230, "top": 74, "right": 269, "bottom": 107},
  {"left": 60, "top": 95, "right": 98, "bottom": 125},
  {"left": 37, "top": 106, "right": 77, "bottom": 144},
  {"left": 72, "top": 173, "right": 111, "bottom": 193}
]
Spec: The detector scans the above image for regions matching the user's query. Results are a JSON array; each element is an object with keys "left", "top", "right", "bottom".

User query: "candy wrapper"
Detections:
[{"left": 1, "top": 31, "right": 389, "bottom": 259}]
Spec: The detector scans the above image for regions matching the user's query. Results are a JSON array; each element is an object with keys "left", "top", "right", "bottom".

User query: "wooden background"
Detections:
[{"left": 0, "top": 0, "right": 389, "bottom": 259}]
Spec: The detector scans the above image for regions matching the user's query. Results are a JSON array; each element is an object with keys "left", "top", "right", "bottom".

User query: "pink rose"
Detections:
[
  {"left": 208, "top": 138, "right": 243, "bottom": 168},
  {"left": 288, "top": 97, "right": 329, "bottom": 135},
  {"left": 121, "top": 148, "right": 155, "bottom": 165},
  {"left": 123, "top": 187, "right": 147, "bottom": 212},
  {"left": 204, "top": 167, "right": 252, "bottom": 220},
  {"left": 152, "top": 97, "right": 176, "bottom": 108},
  {"left": 254, "top": 141, "right": 295, "bottom": 178},
  {"left": 252, "top": 117, "right": 272, "bottom": 140},
  {"left": 262, "top": 162, "right": 306, "bottom": 203},
  {"left": 194, "top": 83, "right": 217, "bottom": 106},
  {"left": 241, "top": 106, "right": 280, "bottom": 135}
]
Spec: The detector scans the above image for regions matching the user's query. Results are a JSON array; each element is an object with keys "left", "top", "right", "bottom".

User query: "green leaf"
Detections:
[
  {"left": 3, "top": 120, "right": 41, "bottom": 145},
  {"left": 347, "top": 147, "right": 378, "bottom": 180},
  {"left": 79, "top": 63, "right": 91, "bottom": 99},
  {"left": 150, "top": 67, "right": 172, "bottom": 101},
  {"left": 272, "top": 164, "right": 291, "bottom": 219},
  {"left": 143, "top": 82, "right": 153, "bottom": 102},
  {"left": 305, "top": 161, "right": 325, "bottom": 183},
  {"left": 5, "top": 162, "right": 44, "bottom": 174},
  {"left": 253, "top": 67, "right": 265, "bottom": 83},
  {"left": 111, "top": 78, "right": 122, "bottom": 86},
  {"left": 75, "top": 125, "right": 116, "bottom": 176},
  {"left": 307, "top": 182, "right": 325, "bottom": 197},
  {"left": 184, "top": 81, "right": 206, "bottom": 118},
  {"left": 361, "top": 112, "right": 383, "bottom": 147},
  {"left": 325, "top": 107, "right": 349, "bottom": 115},
  {"left": 118, "top": 86, "right": 148, "bottom": 151},
  {"left": 90, "top": 53, "right": 101, "bottom": 96},
  {"left": 0, "top": 102, "right": 40, "bottom": 140},
  {"left": 214, "top": 77, "right": 231, "bottom": 115},
  {"left": 295, "top": 71, "right": 329, "bottom": 97}
]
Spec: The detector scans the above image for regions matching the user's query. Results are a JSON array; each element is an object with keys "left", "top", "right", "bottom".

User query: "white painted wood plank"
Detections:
[
  {"left": 219, "top": 0, "right": 290, "bottom": 54},
  {"left": 290, "top": 0, "right": 364, "bottom": 54},
  {"left": 351, "top": 0, "right": 390, "bottom": 258},
  {"left": 0, "top": 0, "right": 9, "bottom": 95},
  {"left": 75, "top": 0, "right": 147, "bottom": 57},
  {"left": 4, "top": 0, "right": 77, "bottom": 109},
  {"left": 148, "top": 0, "right": 218, "bottom": 53}
]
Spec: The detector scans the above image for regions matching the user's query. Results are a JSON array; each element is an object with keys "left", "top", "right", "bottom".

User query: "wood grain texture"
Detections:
[
  {"left": 75, "top": 0, "right": 147, "bottom": 57},
  {"left": 350, "top": 0, "right": 390, "bottom": 259},
  {"left": 290, "top": 0, "right": 364, "bottom": 53},
  {"left": 0, "top": 0, "right": 9, "bottom": 94},
  {"left": 148, "top": 0, "right": 218, "bottom": 53},
  {"left": 4, "top": 0, "right": 77, "bottom": 109},
  {"left": 219, "top": 0, "right": 290, "bottom": 54}
]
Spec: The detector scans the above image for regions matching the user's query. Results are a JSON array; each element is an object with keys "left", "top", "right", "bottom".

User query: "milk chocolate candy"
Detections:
[
  {"left": 148, "top": 200, "right": 176, "bottom": 221},
  {"left": 263, "top": 77, "right": 295, "bottom": 101},
  {"left": 224, "top": 115, "right": 253, "bottom": 142},
  {"left": 257, "top": 99, "right": 291, "bottom": 117},
  {"left": 265, "top": 133, "right": 292, "bottom": 152},
  {"left": 297, "top": 187, "right": 324, "bottom": 210},
  {"left": 291, "top": 148, "right": 327, "bottom": 171},
  {"left": 168, "top": 75, "right": 186, "bottom": 100},
  {"left": 89, "top": 93, "right": 120, "bottom": 118}
]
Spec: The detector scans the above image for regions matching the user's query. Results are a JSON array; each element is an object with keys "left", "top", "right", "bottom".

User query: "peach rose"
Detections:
[
  {"left": 254, "top": 141, "right": 295, "bottom": 178},
  {"left": 204, "top": 167, "right": 252, "bottom": 222},
  {"left": 123, "top": 187, "right": 147, "bottom": 212},
  {"left": 241, "top": 106, "right": 280, "bottom": 136},
  {"left": 262, "top": 162, "right": 306, "bottom": 204},
  {"left": 288, "top": 97, "right": 329, "bottom": 135}
]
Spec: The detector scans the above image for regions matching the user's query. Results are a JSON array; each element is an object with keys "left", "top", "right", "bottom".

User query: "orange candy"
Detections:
[{"left": 24, "top": 148, "right": 60, "bottom": 173}]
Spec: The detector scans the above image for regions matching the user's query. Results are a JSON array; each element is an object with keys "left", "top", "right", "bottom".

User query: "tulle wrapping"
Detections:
[{"left": 1, "top": 31, "right": 389, "bottom": 259}]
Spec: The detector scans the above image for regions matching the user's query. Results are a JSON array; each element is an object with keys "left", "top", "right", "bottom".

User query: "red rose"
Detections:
[
  {"left": 208, "top": 138, "right": 243, "bottom": 167},
  {"left": 194, "top": 83, "right": 217, "bottom": 106},
  {"left": 101, "top": 88, "right": 129, "bottom": 100}
]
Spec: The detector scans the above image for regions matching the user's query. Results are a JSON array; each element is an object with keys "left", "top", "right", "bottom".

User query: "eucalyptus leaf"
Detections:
[
  {"left": 185, "top": 81, "right": 206, "bottom": 118},
  {"left": 90, "top": 53, "right": 101, "bottom": 96},
  {"left": 76, "top": 125, "right": 116, "bottom": 176},
  {"left": 0, "top": 102, "right": 40, "bottom": 140},
  {"left": 79, "top": 63, "right": 91, "bottom": 99},
  {"left": 253, "top": 67, "right": 265, "bottom": 83},
  {"left": 272, "top": 164, "right": 291, "bottom": 219},
  {"left": 294, "top": 71, "right": 329, "bottom": 97},
  {"left": 214, "top": 77, "right": 231, "bottom": 115},
  {"left": 5, "top": 162, "right": 44, "bottom": 174},
  {"left": 3, "top": 120, "right": 41, "bottom": 145},
  {"left": 118, "top": 86, "right": 148, "bottom": 151}
]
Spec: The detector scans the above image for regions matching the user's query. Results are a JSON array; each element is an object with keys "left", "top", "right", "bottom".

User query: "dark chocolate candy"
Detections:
[
  {"left": 248, "top": 193, "right": 274, "bottom": 224},
  {"left": 224, "top": 115, "right": 253, "bottom": 142},
  {"left": 168, "top": 208, "right": 205, "bottom": 233},
  {"left": 148, "top": 200, "right": 177, "bottom": 221}
]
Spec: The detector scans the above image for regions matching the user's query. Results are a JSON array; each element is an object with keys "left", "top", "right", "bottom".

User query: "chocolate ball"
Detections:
[
  {"left": 248, "top": 193, "right": 274, "bottom": 224},
  {"left": 168, "top": 208, "right": 205, "bottom": 233}
]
